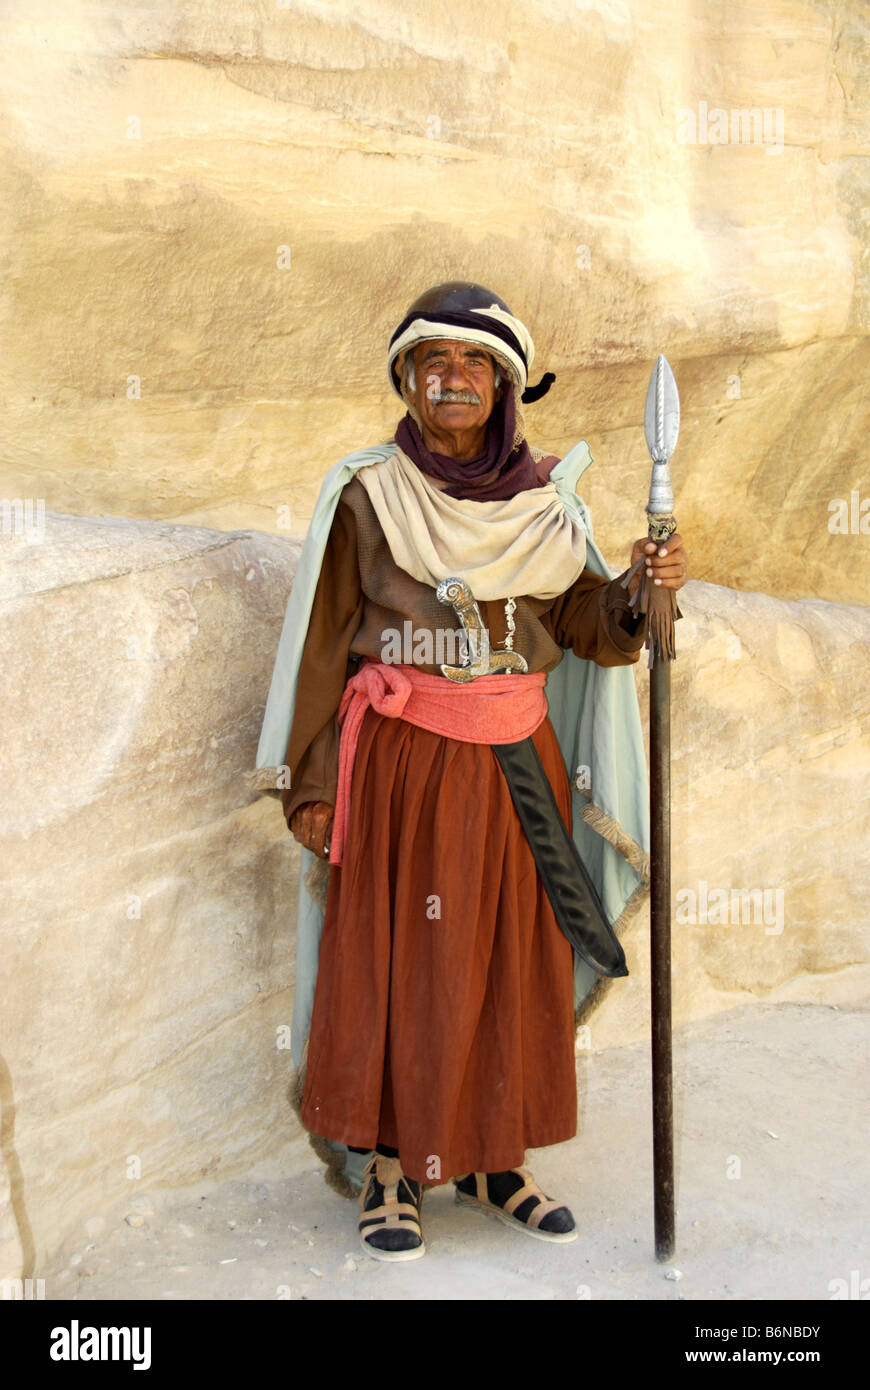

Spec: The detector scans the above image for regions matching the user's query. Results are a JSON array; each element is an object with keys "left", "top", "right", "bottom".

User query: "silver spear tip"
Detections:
[{"left": 644, "top": 354, "right": 680, "bottom": 466}]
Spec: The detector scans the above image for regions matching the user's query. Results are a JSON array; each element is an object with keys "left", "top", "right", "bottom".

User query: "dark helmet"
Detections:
[
  {"left": 404, "top": 280, "right": 514, "bottom": 317},
  {"left": 388, "top": 281, "right": 554, "bottom": 403}
]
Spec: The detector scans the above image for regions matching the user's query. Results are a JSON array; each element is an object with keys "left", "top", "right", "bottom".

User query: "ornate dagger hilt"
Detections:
[{"left": 436, "top": 577, "right": 528, "bottom": 681}]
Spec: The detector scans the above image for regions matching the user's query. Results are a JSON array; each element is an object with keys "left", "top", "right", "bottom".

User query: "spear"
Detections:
[{"left": 623, "top": 354, "right": 681, "bottom": 1261}]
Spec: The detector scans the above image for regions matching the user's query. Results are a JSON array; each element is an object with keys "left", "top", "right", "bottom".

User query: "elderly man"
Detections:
[{"left": 259, "top": 282, "right": 688, "bottom": 1261}]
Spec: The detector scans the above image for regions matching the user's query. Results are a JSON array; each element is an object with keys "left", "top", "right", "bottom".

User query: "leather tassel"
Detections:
[
  {"left": 643, "top": 581, "right": 679, "bottom": 667},
  {"left": 625, "top": 552, "right": 680, "bottom": 668}
]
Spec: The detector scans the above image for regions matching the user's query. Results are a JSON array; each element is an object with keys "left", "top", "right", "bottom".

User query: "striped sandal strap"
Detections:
[
  {"left": 359, "top": 1156, "right": 422, "bottom": 1233},
  {"left": 525, "top": 1197, "right": 572, "bottom": 1229},
  {"left": 359, "top": 1201, "right": 422, "bottom": 1232},
  {"left": 501, "top": 1167, "right": 562, "bottom": 1222},
  {"left": 500, "top": 1167, "right": 539, "bottom": 1211}
]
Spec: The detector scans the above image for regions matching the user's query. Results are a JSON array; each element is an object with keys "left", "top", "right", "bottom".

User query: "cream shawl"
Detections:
[{"left": 355, "top": 446, "right": 587, "bottom": 601}]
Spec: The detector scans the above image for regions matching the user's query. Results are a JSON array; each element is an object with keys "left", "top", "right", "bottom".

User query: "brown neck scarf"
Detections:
[{"left": 394, "top": 386, "right": 543, "bottom": 502}]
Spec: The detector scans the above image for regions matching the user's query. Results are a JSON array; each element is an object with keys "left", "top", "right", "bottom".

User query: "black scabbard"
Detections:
[{"left": 491, "top": 737, "right": 628, "bottom": 979}]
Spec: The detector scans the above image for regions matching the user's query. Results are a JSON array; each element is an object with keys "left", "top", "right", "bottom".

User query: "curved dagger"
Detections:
[{"left": 436, "top": 576, "right": 528, "bottom": 681}]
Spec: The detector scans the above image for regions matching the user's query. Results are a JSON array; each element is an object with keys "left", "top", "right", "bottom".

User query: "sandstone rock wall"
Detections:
[
  {"left": 593, "top": 577, "right": 870, "bottom": 1050},
  {"left": 0, "top": 1, "right": 867, "bottom": 600},
  {"left": 0, "top": 513, "right": 306, "bottom": 1281}
]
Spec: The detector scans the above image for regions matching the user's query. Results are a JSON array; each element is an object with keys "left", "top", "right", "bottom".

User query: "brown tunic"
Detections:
[
  {"left": 282, "top": 475, "right": 647, "bottom": 825},
  {"left": 283, "top": 470, "right": 648, "bottom": 1184}
]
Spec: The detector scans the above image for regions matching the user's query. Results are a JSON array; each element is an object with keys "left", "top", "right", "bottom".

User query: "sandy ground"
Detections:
[{"left": 52, "top": 1002, "right": 868, "bottom": 1302}]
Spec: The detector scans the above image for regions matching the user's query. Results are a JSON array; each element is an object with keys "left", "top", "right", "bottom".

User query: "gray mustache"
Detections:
[{"left": 430, "top": 389, "right": 482, "bottom": 405}]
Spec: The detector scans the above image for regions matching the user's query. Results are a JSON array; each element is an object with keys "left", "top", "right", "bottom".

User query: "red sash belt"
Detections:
[{"left": 329, "top": 660, "right": 548, "bottom": 866}]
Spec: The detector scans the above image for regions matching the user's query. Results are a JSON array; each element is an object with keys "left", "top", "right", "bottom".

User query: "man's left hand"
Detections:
[{"left": 626, "top": 534, "right": 689, "bottom": 598}]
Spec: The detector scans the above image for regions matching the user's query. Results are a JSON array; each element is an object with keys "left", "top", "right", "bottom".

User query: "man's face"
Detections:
[{"left": 407, "top": 339, "right": 501, "bottom": 441}]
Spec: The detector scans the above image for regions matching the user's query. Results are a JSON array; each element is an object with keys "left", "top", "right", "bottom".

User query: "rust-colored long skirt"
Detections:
[{"left": 299, "top": 706, "right": 578, "bottom": 1186}]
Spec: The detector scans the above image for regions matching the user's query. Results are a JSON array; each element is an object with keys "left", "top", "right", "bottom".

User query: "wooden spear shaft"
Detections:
[
  {"left": 650, "top": 656, "right": 675, "bottom": 1261},
  {"left": 635, "top": 353, "right": 680, "bottom": 1262}
]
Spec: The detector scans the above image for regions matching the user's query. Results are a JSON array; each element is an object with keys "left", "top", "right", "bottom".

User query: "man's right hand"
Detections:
[{"left": 289, "top": 801, "right": 335, "bottom": 860}]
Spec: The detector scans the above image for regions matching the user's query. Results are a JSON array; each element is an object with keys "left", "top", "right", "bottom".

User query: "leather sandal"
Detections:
[
  {"left": 358, "top": 1153, "right": 426, "bottom": 1261},
  {"left": 453, "top": 1166, "right": 578, "bottom": 1242}
]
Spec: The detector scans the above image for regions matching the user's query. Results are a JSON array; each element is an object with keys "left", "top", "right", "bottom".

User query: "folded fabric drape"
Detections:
[
  {"left": 356, "top": 446, "right": 588, "bottom": 601},
  {"left": 329, "top": 659, "right": 547, "bottom": 865}
]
